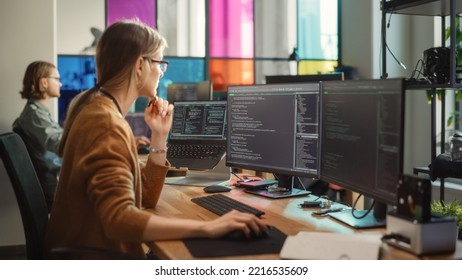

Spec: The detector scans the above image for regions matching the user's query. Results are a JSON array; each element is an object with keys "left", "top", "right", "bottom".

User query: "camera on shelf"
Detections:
[{"left": 422, "top": 47, "right": 452, "bottom": 84}]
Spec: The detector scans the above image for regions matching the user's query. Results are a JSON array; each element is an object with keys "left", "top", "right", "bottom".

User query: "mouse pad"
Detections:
[{"left": 183, "top": 226, "right": 287, "bottom": 258}]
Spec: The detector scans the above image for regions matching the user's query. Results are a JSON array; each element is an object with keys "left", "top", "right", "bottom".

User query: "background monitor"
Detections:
[
  {"left": 265, "top": 72, "right": 344, "bottom": 193},
  {"left": 226, "top": 83, "right": 321, "bottom": 198},
  {"left": 320, "top": 78, "right": 405, "bottom": 228},
  {"left": 166, "top": 80, "right": 213, "bottom": 103},
  {"left": 265, "top": 73, "right": 344, "bottom": 84},
  {"left": 57, "top": 54, "right": 96, "bottom": 126}
]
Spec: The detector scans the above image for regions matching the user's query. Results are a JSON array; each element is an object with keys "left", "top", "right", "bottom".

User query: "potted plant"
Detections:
[{"left": 431, "top": 200, "right": 462, "bottom": 239}]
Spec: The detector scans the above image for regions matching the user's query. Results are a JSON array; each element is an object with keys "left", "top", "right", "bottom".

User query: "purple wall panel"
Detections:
[{"left": 106, "top": 0, "right": 156, "bottom": 28}]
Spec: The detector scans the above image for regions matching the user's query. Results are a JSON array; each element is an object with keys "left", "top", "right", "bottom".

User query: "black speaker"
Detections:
[{"left": 423, "top": 47, "right": 451, "bottom": 84}]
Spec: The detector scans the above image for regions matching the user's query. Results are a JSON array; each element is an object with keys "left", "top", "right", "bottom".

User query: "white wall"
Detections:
[
  {"left": 341, "top": 1, "right": 374, "bottom": 79},
  {"left": 57, "top": 0, "right": 104, "bottom": 54},
  {"left": 0, "top": 0, "right": 104, "bottom": 248},
  {"left": 0, "top": 0, "right": 57, "bottom": 246}
]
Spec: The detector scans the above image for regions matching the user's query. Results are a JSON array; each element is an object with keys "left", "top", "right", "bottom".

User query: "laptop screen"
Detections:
[{"left": 169, "top": 101, "right": 227, "bottom": 141}]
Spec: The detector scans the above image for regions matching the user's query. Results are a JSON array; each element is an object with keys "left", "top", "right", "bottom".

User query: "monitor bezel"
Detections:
[{"left": 265, "top": 73, "right": 344, "bottom": 84}]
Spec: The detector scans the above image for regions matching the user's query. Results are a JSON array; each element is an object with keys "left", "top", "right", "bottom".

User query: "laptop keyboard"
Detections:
[
  {"left": 167, "top": 144, "right": 225, "bottom": 159},
  {"left": 191, "top": 194, "right": 265, "bottom": 217}
]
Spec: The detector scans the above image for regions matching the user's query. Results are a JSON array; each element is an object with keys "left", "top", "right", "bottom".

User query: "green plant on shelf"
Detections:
[
  {"left": 431, "top": 200, "right": 462, "bottom": 230},
  {"left": 445, "top": 17, "right": 462, "bottom": 66}
]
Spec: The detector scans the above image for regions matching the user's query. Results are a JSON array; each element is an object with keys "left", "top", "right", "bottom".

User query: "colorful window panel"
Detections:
[
  {"left": 209, "top": 0, "right": 254, "bottom": 58},
  {"left": 159, "top": 57, "right": 206, "bottom": 98},
  {"left": 209, "top": 59, "right": 254, "bottom": 92},
  {"left": 298, "top": 60, "right": 338, "bottom": 75},
  {"left": 157, "top": 0, "right": 206, "bottom": 57},
  {"left": 254, "top": 0, "right": 296, "bottom": 59},
  {"left": 133, "top": 57, "right": 205, "bottom": 112},
  {"left": 297, "top": 0, "right": 338, "bottom": 60},
  {"left": 106, "top": 0, "right": 156, "bottom": 27}
]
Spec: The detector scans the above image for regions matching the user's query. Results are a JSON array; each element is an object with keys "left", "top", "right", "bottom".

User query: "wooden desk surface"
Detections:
[{"left": 148, "top": 184, "right": 462, "bottom": 260}]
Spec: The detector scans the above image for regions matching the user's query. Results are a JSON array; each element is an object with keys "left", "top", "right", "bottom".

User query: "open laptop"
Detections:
[{"left": 167, "top": 100, "right": 227, "bottom": 170}]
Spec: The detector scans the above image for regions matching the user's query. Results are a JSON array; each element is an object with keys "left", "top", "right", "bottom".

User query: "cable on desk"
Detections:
[
  {"left": 231, "top": 171, "right": 243, "bottom": 180},
  {"left": 350, "top": 194, "right": 374, "bottom": 219}
]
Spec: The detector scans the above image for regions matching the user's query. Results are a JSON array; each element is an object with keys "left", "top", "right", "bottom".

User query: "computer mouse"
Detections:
[
  {"left": 203, "top": 185, "right": 232, "bottom": 193},
  {"left": 223, "top": 226, "right": 271, "bottom": 241},
  {"left": 137, "top": 146, "right": 150, "bottom": 155}
]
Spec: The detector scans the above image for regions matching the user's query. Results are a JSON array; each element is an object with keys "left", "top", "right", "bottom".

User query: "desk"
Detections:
[{"left": 148, "top": 184, "right": 462, "bottom": 260}]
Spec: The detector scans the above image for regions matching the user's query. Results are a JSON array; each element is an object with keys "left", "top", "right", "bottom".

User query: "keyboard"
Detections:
[
  {"left": 191, "top": 194, "right": 265, "bottom": 217},
  {"left": 167, "top": 144, "right": 225, "bottom": 159}
]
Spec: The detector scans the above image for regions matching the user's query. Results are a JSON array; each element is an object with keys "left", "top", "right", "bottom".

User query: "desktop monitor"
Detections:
[
  {"left": 57, "top": 55, "right": 96, "bottom": 126},
  {"left": 320, "top": 78, "right": 405, "bottom": 228},
  {"left": 265, "top": 73, "right": 344, "bottom": 84},
  {"left": 226, "top": 83, "right": 321, "bottom": 198},
  {"left": 166, "top": 80, "right": 213, "bottom": 103},
  {"left": 265, "top": 72, "right": 344, "bottom": 191}
]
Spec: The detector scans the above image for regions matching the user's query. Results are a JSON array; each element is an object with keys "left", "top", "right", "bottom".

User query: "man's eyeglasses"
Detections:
[
  {"left": 143, "top": 57, "right": 169, "bottom": 72},
  {"left": 47, "top": 76, "right": 61, "bottom": 82}
]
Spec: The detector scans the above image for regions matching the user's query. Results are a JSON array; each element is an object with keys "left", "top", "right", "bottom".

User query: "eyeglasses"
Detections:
[
  {"left": 47, "top": 76, "right": 61, "bottom": 82},
  {"left": 143, "top": 57, "right": 169, "bottom": 72}
]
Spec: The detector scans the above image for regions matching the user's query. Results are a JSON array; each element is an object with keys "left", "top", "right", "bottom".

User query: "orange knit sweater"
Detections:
[{"left": 45, "top": 95, "right": 169, "bottom": 259}]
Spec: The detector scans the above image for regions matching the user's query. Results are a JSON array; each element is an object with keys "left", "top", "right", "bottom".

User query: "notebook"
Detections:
[
  {"left": 167, "top": 100, "right": 227, "bottom": 170},
  {"left": 280, "top": 231, "right": 382, "bottom": 260}
]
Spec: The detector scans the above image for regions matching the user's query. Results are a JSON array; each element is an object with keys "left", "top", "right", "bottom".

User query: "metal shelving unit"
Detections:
[{"left": 381, "top": 0, "right": 462, "bottom": 201}]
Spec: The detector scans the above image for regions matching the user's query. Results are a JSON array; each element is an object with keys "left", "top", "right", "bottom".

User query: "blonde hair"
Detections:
[{"left": 59, "top": 19, "right": 167, "bottom": 155}]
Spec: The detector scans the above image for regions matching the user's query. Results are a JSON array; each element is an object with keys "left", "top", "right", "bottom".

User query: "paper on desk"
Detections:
[{"left": 280, "top": 231, "right": 382, "bottom": 260}]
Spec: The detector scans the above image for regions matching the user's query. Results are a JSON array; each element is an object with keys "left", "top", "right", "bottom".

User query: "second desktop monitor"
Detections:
[{"left": 226, "top": 83, "right": 320, "bottom": 198}]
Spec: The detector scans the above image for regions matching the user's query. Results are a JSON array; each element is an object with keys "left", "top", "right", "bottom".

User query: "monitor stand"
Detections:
[
  {"left": 328, "top": 202, "right": 387, "bottom": 229},
  {"left": 164, "top": 156, "right": 230, "bottom": 187},
  {"left": 244, "top": 175, "right": 311, "bottom": 199}
]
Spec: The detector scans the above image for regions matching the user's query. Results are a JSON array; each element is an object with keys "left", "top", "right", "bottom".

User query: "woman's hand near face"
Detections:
[{"left": 144, "top": 96, "right": 174, "bottom": 139}]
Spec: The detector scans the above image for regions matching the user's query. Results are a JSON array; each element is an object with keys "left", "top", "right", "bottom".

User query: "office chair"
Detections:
[
  {"left": 12, "top": 126, "right": 56, "bottom": 212},
  {"left": 0, "top": 132, "right": 137, "bottom": 259},
  {"left": 0, "top": 132, "right": 48, "bottom": 259}
]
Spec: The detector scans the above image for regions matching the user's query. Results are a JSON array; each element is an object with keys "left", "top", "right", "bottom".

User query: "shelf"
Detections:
[
  {"left": 383, "top": 0, "right": 462, "bottom": 16},
  {"left": 382, "top": 0, "right": 462, "bottom": 201},
  {"left": 404, "top": 81, "right": 462, "bottom": 90}
]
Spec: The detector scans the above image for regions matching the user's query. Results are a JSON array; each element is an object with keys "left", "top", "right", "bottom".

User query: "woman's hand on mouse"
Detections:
[{"left": 200, "top": 210, "right": 267, "bottom": 239}]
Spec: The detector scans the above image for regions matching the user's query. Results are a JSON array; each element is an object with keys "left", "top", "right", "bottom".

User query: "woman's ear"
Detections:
[{"left": 135, "top": 56, "right": 145, "bottom": 79}]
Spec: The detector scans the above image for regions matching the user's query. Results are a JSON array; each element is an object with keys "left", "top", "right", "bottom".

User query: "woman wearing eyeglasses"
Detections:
[
  {"left": 45, "top": 19, "right": 266, "bottom": 259},
  {"left": 13, "top": 61, "right": 63, "bottom": 212}
]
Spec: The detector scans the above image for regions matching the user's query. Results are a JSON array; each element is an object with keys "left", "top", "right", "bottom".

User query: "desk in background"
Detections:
[{"left": 148, "top": 184, "right": 462, "bottom": 260}]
